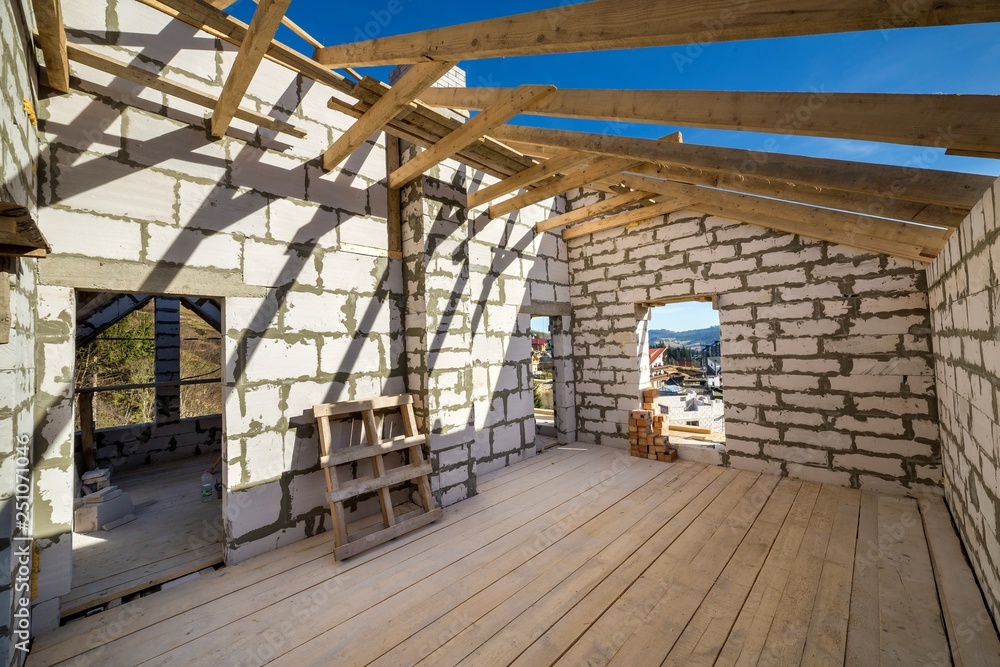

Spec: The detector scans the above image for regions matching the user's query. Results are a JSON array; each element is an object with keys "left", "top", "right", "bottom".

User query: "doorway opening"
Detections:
[
  {"left": 644, "top": 298, "right": 726, "bottom": 448},
  {"left": 65, "top": 292, "right": 225, "bottom": 621}
]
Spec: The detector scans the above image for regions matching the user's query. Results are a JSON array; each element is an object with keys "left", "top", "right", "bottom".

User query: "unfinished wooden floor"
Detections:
[
  {"left": 31, "top": 445, "right": 998, "bottom": 666},
  {"left": 62, "top": 454, "right": 224, "bottom": 617}
]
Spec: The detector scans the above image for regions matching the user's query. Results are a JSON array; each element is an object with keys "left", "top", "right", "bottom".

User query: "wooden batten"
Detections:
[
  {"left": 562, "top": 198, "right": 692, "bottom": 240},
  {"left": 537, "top": 191, "right": 652, "bottom": 233},
  {"left": 322, "top": 62, "right": 455, "bottom": 171},
  {"left": 30, "top": 0, "right": 70, "bottom": 93},
  {"left": 468, "top": 149, "right": 591, "bottom": 209},
  {"left": 387, "top": 84, "right": 556, "bottom": 188}
]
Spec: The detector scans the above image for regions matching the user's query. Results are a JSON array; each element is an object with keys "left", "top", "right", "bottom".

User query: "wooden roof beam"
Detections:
[
  {"left": 65, "top": 42, "right": 306, "bottom": 138},
  {"left": 313, "top": 0, "right": 1000, "bottom": 67},
  {"left": 322, "top": 62, "right": 454, "bottom": 171},
  {"left": 469, "top": 149, "right": 591, "bottom": 209},
  {"left": 609, "top": 173, "right": 949, "bottom": 261},
  {"left": 209, "top": 0, "right": 292, "bottom": 138},
  {"left": 562, "top": 198, "right": 691, "bottom": 240},
  {"left": 420, "top": 88, "right": 1000, "bottom": 155},
  {"left": 488, "top": 155, "right": 639, "bottom": 219},
  {"left": 30, "top": 0, "right": 70, "bottom": 93},
  {"left": 387, "top": 84, "right": 556, "bottom": 188},
  {"left": 536, "top": 191, "right": 652, "bottom": 233},
  {"left": 491, "top": 125, "right": 991, "bottom": 212}
]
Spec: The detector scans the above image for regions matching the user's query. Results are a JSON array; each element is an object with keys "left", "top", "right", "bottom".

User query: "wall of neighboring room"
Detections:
[
  {"left": 27, "top": 0, "right": 570, "bottom": 632},
  {"left": 566, "top": 189, "right": 941, "bottom": 496},
  {"left": 927, "top": 175, "right": 1000, "bottom": 622},
  {"left": 0, "top": 0, "right": 39, "bottom": 660}
]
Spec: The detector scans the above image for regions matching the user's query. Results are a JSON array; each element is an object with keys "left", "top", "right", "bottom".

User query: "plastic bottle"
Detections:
[{"left": 201, "top": 471, "right": 214, "bottom": 503}]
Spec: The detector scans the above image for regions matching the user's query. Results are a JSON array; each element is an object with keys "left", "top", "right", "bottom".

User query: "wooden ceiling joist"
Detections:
[
  {"left": 65, "top": 42, "right": 306, "bottom": 138},
  {"left": 536, "top": 191, "right": 652, "bottom": 233},
  {"left": 312, "top": 0, "right": 1000, "bottom": 68},
  {"left": 210, "top": 0, "right": 291, "bottom": 137},
  {"left": 488, "top": 155, "right": 639, "bottom": 220},
  {"left": 419, "top": 88, "right": 1000, "bottom": 155},
  {"left": 30, "top": 0, "right": 70, "bottom": 93},
  {"left": 468, "top": 149, "right": 591, "bottom": 209},
  {"left": 491, "top": 125, "right": 991, "bottom": 212},
  {"left": 562, "top": 198, "right": 692, "bottom": 241},
  {"left": 322, "top": 62, "right": 455, "bottom": 171},
  {"left": 387, "top": 84, "right": 556, "bottom": 188}
]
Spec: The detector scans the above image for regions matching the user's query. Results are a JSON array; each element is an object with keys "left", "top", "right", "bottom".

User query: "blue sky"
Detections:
[{"left": 227, "top": 1, "right": 1000, "bottom": 331}]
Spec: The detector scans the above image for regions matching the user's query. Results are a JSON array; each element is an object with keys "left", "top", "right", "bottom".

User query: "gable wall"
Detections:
[{"left": 565, "top": 188, "right": 942, "bottom": 496}]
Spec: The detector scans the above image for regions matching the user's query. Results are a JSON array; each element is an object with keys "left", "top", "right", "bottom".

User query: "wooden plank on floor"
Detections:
[
  {"left": 800, "top": 485, "right": 862, "bottom": 664},
  {"left": 510, "top": 470, "right": 758, "bottom": 667},
  {"left": 95, "top": 449, "right": 630, "bottom": 666},
  {"left": 272, "top": 460, "right": 689, "bottom": 666},
  {"left": 846, "top": 491, "right": 880, "bottom": 667},
  {"left": 686, "top": 481, "right": 822, "bottom": 667},
  {"left": 29, "top": 448, "right": 610, "bottom": 665},
  {"left": 428, "top": 465, "right": 729, "bottom": 667},
  {"left": 877, "top": 495, "right": 950, "bottom": 665},
  {"left": 378, "top": 464, "right": 709, "bottom": 667},
  {"left": 919, "top": 496, "right": 1000, "bottom": 666},
  {"left": 662, "top": 479, "right": 807, "bottom": 666},
  {"left": 753, "top": 482, "right": 842, "bottom": 664},
  {"left": 605, "top": 475, "right": 787, "bottom": 666}
]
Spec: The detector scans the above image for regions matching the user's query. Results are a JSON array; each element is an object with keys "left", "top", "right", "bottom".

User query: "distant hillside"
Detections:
[{"left": 650, "top": 325, "right": 720, "bottom": 348}]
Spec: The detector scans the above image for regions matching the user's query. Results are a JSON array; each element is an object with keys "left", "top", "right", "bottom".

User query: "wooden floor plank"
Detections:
[
  {"left": 661, "top": 479, "right": 806, "bottom": 666},
  {"left": 273, "top": 461, "right": 693, "bottom": 666},
  {"left": 30, "top": 447, "right": 614, "bottom": 666},
  {"left": 754, "top": 482, "right": 842, "bottom": 664},
  {"left": 877, "top": 495, "right": 950, "bottom": 665},
  {"left": 542, "top": 471, "right": 762, "bottom": 666},
  {"left": 919, "top": 496, "right": 1000, "bottom": 667},
  {"left": 605, "top": 475, "right": 787, "bottom": 666},
  {"left": 434, "top": 466, "right": 731, "bottom": 667},
  {"left": 373, "top": 463, "right": 709, "bottom": 667},
  {"left": 845, "top": 492, "right": 880, "bottom": 667},
  {"left": 133, "top": 449, "right": 633, "bottom": 666},
  {"left": 28, "top": 445, "right": 997, "bottom": 667},
  {"left": 800, "top": 486, "right": 862, "bottom": 664},
  {"left": 691, "top": 481, "right": 822, "bottom": 667}
]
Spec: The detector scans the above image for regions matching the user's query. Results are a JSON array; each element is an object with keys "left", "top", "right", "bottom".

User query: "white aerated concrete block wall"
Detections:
[
  {"left": 566, "top": 189, "right": 941, "bottom": 496},
  {"left": 927, "top": 176, "right": 1000, "bottom": 622}
]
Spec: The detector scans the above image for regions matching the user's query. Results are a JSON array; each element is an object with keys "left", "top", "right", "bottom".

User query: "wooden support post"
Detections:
[
  {"left": 210, "top": 0, "right": 292, "bottom": 138},
  {"left": 0, "top": 257, "right": 10, "bottom": 345},
  {"left": 79, "top": 392, "right": 97, "bottom": 472},
  {"left": 386, "top": 134, "right": 403, "bottom": 256}
]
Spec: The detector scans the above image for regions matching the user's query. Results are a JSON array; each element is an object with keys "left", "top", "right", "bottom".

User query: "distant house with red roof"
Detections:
[{"left": 649, "top": 347, "right": 666, "bottom": 369}]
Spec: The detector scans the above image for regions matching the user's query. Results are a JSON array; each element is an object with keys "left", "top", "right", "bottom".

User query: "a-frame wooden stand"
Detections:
[{"left": 312, "top": 394, "right": 442, "bottom": 560}]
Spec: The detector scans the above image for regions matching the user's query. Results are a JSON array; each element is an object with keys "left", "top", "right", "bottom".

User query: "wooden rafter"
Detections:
[
  {"left": 312, "top": 0, "right": 1000, "bottom": 67},
  {"left": 419, "top": 88, "right": 1000, "bottom": 155},
  {"left": 536, "top": 191, "right": 651, "bottom": 233},
  {"left": 598, "top": 173, "right": 950, "bottom": 261},
  {"left": 65, "top": 42, "right": 306, "bottom": 138},
  {"left": 322, "top": 62, "right": 454, "bottom": 171},
  {"left": 31, "top": 0, "right": 70, "bottom": 93},
  {"left": 210, "top": 0, "right": 292, "bottom": 138},
  {"left": 491, "top": 125, "right": 990, "bottom": 212},
  {"left": 387, "top": 85, "right": 556, "bottom": 188},
  {"left": 469, "top": 149, "right": 590, "bottom": 209},
  {"left": 562, "top": 198, "right": 691, "bottom": 240},
  {"left": 488, "top": 155, "right": 639, "bottom": 220}
]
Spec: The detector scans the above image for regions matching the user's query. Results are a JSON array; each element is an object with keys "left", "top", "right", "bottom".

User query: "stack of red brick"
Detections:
[{"left": 628, "top": 408, "right": 677, "bottom": 462}]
